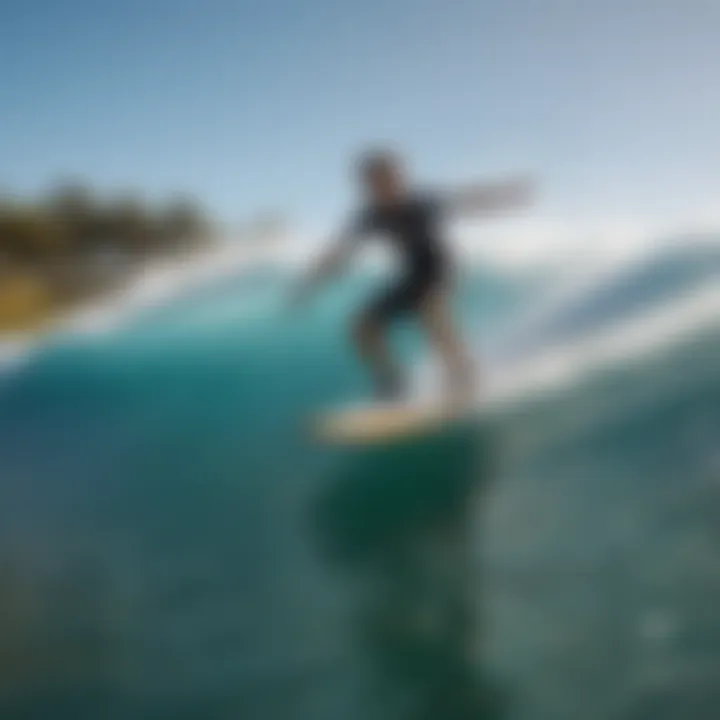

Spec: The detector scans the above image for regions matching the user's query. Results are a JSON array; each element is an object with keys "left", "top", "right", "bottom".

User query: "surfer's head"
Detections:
[{"left": 356, "top": 149, "right": 406, "bottom": 205}]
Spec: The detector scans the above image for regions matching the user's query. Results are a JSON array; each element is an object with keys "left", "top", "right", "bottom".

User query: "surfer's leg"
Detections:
[
  {"left": 352, "top": 312, "right": 403, "bottom": 400},
  {"left": 419, "top": 290, "right": 475, "bottom": 402},
  {"left": 353, "top": 280, "right": 414, "bottom": 400}
]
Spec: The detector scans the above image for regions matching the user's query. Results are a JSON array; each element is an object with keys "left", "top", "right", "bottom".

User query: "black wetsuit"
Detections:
[{"left": 350, "top": 193, "right": 451, "bottom": 322}]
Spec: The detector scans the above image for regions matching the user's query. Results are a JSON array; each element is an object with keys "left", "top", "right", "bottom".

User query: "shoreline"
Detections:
[{"left": 0, "top": 240, "right": 275, "bottom": 369}]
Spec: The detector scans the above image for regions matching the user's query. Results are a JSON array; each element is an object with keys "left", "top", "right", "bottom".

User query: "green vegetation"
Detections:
[{"left": 0, "top": 183, "right": 214, "bottom": 333}]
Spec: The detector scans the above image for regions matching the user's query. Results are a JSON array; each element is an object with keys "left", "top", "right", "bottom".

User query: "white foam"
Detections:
[
  {"left": 56, "top": 242, "right": 271, "bottom": 338},
  {"left": 0, "top": 240, "right": 271, "bottom": 375},
  {"left": 482, "top": 281, "right": 719, "bottom": 408},
  {"left": 0, "top": 336, "right": 37, "bottom": 375}
]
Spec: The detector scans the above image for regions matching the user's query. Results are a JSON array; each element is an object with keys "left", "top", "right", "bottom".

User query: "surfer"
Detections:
[{"left": 293, "top": 150, "right": 534, "bottom": 402}]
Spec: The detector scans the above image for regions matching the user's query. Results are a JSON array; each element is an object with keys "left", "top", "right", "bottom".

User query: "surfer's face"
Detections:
[{"left": 360, "top": 158, "right": 406, "bottom": 205}]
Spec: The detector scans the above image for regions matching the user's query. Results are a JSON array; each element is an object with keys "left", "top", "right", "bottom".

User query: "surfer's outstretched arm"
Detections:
[
  {"left": 443, "top": 176, "right": 536, "bottom": 219},
  {"left": 291, "top": 233, "right": 357, "bottom": 305}
]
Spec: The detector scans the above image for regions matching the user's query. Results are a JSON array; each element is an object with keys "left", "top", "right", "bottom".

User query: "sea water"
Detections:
[{"left": 0, "top": 247, "right": 718, "bottom": 720}]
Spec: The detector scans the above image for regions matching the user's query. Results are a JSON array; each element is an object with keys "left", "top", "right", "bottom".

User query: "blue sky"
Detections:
[{"left": 2, "top": 0, "right": 719, "bottom": 235}]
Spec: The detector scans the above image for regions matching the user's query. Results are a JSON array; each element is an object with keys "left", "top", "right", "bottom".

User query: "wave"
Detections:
[
  {"left": 413, "top": 242, "right": 720, "bottom": 412},
  {"left": 482, "top": 280, "right": 720, "bottom": 407},
  {"left": 1, "top": 232, "right": 718, "bottom": 388},
  {"left": 0, "top": 240, "right": 275, "bottom": 375},
  {"left": 493, "top": 239, "right": 720, "bottom": 355}
]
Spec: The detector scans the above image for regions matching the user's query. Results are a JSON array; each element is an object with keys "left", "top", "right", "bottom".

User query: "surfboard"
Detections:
[{"left": 313, "top": 398, "right": 476, "bottom": 445}]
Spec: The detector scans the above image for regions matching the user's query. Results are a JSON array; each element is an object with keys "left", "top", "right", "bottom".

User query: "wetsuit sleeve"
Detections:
[
  {"left": 418, "top": 191, "right": 449, "bottom": 222},
  {"left": 434, "top": 178, "right": 535, "bottom": 218}
]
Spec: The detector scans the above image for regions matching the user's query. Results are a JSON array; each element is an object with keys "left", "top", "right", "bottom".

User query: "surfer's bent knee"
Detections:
[{"left": 352, "top": 313, "right": 383, "bottom": 353}]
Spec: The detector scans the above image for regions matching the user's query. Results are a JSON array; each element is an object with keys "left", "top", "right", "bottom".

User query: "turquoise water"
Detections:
[{"left": 0, "top": 264, "right": 719, "bottom": 720}]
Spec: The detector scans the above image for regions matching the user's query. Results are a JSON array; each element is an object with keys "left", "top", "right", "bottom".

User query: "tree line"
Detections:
[
  {"left": 0, "top": 182, "right": 215, "bottom": 331},
  {"left": 0, "top": 182, "right": 213, "bottom": 267}
]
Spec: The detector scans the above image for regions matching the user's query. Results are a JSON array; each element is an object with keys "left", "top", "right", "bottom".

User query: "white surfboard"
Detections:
[{"left": 313, "top": 398, "right": 476, "bottom": 445}]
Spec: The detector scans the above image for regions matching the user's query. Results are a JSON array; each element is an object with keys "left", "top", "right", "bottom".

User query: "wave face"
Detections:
[{"left": 0, "top": 239, "right": 718, "bottom": 719}]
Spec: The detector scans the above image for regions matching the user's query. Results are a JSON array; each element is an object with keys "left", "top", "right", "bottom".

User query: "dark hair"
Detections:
[{"left": 356, "top": 148, "right": 400, "bottom": 177}]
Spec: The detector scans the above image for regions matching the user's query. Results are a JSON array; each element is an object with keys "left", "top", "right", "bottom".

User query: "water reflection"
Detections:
[{"left": 311, "top": 422, "right": 507, "bottom": 719}]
